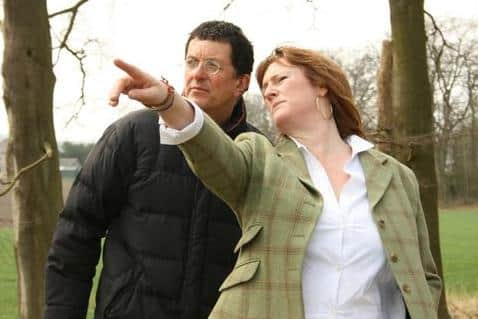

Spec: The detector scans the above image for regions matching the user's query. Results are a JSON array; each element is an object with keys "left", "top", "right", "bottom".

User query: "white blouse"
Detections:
[{"left": 293, "top": 136, "right": 406, "bottom": 319}]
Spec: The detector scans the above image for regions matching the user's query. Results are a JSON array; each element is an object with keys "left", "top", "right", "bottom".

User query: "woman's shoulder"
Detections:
[{"left": 366, "top": 148, "right": 417, "bottom": 180}]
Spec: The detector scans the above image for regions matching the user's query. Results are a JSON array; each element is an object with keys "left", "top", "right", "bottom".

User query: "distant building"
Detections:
[
  {"left": 0, "top": 142, "right": 82, "bottom": 179},
  {"left": 59, "top": 157, "right": 81, "bottom": 178}
]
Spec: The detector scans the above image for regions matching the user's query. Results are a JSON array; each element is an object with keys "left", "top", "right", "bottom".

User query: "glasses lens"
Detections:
[
  {"left": 185, "top": 58, "right": 198, "bottom": 71},
  {"left": 204, "top": 60, "right": 220, "bottom": 74},
  {"left": 185, "top": 58, "right": 221, "bottom": 75}
]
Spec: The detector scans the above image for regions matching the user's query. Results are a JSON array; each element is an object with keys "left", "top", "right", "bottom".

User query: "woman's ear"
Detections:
[{"left": 317, "top": 87, "right": 328, "bottom": 97}]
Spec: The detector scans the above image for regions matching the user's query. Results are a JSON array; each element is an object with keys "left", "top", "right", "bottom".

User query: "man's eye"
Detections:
[
  {"left": 205, "top": 60, "right": 221, "bottom": 73},
  {"left": 186, "top": 59, "right": 198, "bottom": 68},
  {"left": 205, "top": 61, "right": 217, "bottom": 71},
  {"left": 278, "top": 76, "right": 287, "bottom": 82}
]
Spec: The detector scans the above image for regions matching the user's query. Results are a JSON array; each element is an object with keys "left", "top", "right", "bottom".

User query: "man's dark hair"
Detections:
[{"left": 185, "top": 20, "right": 254, "bottom": 76}]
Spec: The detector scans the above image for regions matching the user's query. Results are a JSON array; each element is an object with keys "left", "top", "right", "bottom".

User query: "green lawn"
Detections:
[
  {"left": 0, "top": 229, "right": 16, "bottom": 319},
  {"left": 0, "top": 228, "right": 99, "bottom": 319},
  {"left": 0, "top": 208, "right": 476, "bottom": 318},
  {"left": 439, "top": 208, "right": 478, "bottom": 295}
]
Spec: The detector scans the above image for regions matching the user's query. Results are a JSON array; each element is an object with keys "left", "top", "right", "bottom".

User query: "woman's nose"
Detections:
[{"left": 264, "top": 86, "right": 278, "bottom": 101}]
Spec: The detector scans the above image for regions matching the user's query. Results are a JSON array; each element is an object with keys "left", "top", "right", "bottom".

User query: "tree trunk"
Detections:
[
  {"left": 2, "top": 1, "right": 63, "bottom": 318},
  {"left": 376, "top": 40, "right": 394, "bottom": 154},
  {"left": 388, "top": 0, "right": 450, "bottom": 317}
]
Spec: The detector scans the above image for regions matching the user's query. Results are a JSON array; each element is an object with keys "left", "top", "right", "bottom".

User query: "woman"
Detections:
[{"left": 109, "top": 46, "right": 441, "bottom": 319}]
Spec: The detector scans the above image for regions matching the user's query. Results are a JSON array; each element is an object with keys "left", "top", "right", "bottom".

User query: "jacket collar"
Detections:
[
  {"left": 275, "top": 135, "right": 319, "bottom": 197},
  {"left": 359, "top": 149, "right": 394, "bottom": 209},
  {"left": 276, "top": 136, "right": 394, "bottom": 207},
  {"left": 221, "top": 97, "right": 249, "bottom": 138}
]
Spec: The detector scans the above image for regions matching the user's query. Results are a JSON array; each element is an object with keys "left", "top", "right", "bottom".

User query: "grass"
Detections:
[
  {"left": 0, "top": 228, "right": 100, "bottom": 319},
  {"left": 440, "top": 207, "right": 478, "bottom": 295},
  {"left": 0, "top": 229, "right": 16, "bottom": 319},
  {"left": 0, "top": 208, "right": 476, "bottom": 318}
]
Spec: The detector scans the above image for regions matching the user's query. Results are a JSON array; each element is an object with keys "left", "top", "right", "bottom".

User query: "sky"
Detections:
[{"left": 0, "top": 0, "right": 477, "bottom": 142}]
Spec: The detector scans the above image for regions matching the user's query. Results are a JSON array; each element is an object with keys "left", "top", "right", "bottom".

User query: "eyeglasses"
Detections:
[{"left": 185, "top": 57, "right": 223, "bottom": 75}]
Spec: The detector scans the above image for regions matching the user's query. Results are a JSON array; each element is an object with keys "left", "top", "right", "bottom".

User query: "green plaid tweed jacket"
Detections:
[{"left": 179, "top": 115, "right": 442, "bottom": 319}]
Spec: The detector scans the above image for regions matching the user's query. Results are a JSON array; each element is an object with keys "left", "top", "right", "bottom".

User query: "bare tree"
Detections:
[
  {"left": 376, "top": 40, "right": 394, "bottom": 154},
  {"left": 329, "top": 48, "right": 380, "bottom": 130},
  {"left": 426, "top": 17, "right": 478, "bottom": 204},
  {"left": 1, "top": 1, "right": 89, "bottom": 318},
  {"left": 343, "top": 49, "right": 380, "bottom": 129},
  {"left": 388, "top": 1, "right": 450, "bottom": 317}
]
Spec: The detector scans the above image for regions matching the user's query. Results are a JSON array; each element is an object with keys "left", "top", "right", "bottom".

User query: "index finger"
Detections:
[{"left": 113, "top": 58, "right": 154, "bottom": 82}]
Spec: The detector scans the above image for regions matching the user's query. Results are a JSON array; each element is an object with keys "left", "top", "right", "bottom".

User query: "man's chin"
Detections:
[{"left": 187, "top": 95, "right": 209, "bottom": 107}]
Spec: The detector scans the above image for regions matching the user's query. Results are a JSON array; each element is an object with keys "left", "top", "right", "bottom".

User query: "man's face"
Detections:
[{"left": 184, "top": 39, "right": 249, "bottom": 123}]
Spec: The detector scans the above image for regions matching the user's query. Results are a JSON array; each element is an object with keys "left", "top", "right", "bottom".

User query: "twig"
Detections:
[
  {"left": 49, "top": 1, "right": 91, "bottom": 113},
  {"left": 223, "top": 0, "right": 235, "bottom": 11},
  {"left": 424, "top": 10, "right": 456, "bottom": 51},
  {"left": 48, "top": 0, "right": 89, "bottom": 19},
  {"left": 64, "top": 43, "right": 87, "bottom": 105},
  {"left": 0, "top": 142, "right": 53, "bottom": 197},
  {"left": 306, "top": 0, "right": 319, "bottom": 30}
]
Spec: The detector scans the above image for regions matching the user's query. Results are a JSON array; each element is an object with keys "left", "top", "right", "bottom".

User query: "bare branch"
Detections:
[
  {"left": 223, "top": 0, "right": 235, "bottom": 11},
  {"left": 424, "top": 10, "right": 455, "bottom": 51},
  {"left": 0, "top": 143, "right": 53, "bottom": 197},
  {"left": 306, "top": 0, "right": 319, "bottom": 29},
  {"left": 48, "top": 0, "right": 89, "bottom": 19},
  {"left": 49, "top": 0, "right": 89, "bottom": 53},
  {"left": 64, "top": 42, "right": 87, "bottom": 106},
  {"left": 58, "top": 7, "right": 79, "bottom": 50},
  {"left": 49, "top": 0, "right": 92, "bottom": 117}
]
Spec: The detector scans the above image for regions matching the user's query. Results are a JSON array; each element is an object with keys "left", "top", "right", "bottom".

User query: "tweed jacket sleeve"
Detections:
[
  {"left": 404, "top": 167, "right": 442, "bottom": 312},
  {"left": 179, "top": 114, "right": 271, "bottom": 226}
]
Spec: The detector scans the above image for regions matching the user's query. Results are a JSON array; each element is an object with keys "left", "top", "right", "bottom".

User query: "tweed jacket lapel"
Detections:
[
  {"left": 275, "top": 135, "right": 320, "bottom": 197},
  {"left": 274, "top": 137, "right": 393, "bottom": 207},
  {"left": 359, "top": 149, "right": 394, "bottom": 210}
]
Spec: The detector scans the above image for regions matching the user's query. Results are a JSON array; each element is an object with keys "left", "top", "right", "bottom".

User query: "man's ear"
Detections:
[
  {"left": 235, "top": 74, "right": 251, "bottom": 97},
  {"left": 317, "top": 87, "right": 328, "bottom": 97}
]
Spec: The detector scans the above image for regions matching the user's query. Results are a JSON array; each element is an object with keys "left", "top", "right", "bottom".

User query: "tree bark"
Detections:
[
  {"left": 377, "top": 40, "right": 394, "bottom": 154},
  {"left": 2, "top": 1, "right": 63, "bottom": 318},
  {"left": 388, "top": 0, "right": 450, "bottom": 317}
]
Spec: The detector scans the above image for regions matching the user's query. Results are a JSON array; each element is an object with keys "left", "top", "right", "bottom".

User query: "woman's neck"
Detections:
[{"left": 290, "top": 120, "right": 350, "bottom": 160}]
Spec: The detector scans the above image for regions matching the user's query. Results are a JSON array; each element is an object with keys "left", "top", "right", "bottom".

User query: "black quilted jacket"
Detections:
[{"left": 45, "top": 99, "right": 259, "bottom": 319}]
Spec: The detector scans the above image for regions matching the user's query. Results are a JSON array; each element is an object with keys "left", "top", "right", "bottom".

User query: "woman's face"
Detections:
[{"left": 261, "top": 59, "right": 320, "bottom": 133}]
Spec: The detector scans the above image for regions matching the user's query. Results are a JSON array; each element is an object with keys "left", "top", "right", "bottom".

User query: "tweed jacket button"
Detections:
[
  {"left": 378, "top": 219, "right": 385, "bottom": 229},
  {"left": 390, "top": 253, "right": 399, "bottom": 263},
  {"left": 402, "top": 284, "right": 411, "bottom": 294}
]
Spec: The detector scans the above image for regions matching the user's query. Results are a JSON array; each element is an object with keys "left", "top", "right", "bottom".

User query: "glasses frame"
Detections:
[{"left": 184, "top": 57, "right": 224, "bottom": 76}]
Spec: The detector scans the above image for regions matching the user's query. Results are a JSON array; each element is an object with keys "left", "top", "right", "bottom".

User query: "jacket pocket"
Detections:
[
  {"left": 219, "top": 259, "right": 260, "bottom": 292},
  {"left": 233, "top": 224, "right": 263, "bottom": 253}
]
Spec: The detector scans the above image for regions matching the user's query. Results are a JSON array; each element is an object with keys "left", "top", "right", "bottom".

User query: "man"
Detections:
[{"left": 45, "top": 20, "right": 258, "bottom": 319}]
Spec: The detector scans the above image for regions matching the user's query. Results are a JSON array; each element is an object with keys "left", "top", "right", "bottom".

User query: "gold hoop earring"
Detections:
[{"left": 315, "top": 96, "right": 333, "bottom": 120}]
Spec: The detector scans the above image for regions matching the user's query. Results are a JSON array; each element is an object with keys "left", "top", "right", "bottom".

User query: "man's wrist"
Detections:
[{"left": 149, "top": 77, "right": 175, "bottom": 112}]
